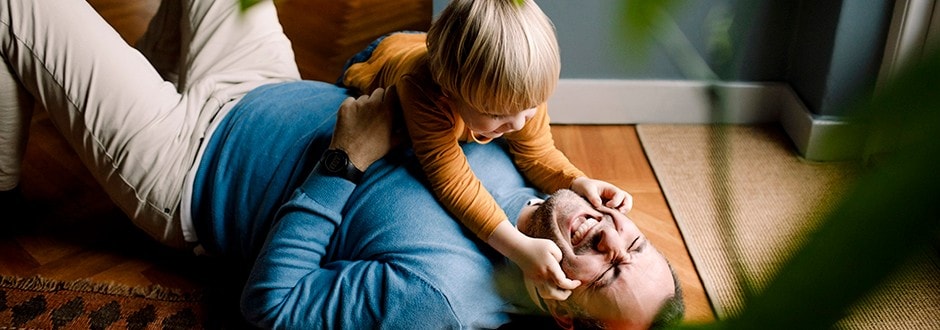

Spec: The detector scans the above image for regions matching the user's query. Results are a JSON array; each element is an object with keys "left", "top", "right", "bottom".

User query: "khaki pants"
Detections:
[{"left": 0, "top": 0, "right": 300, "bottom": 248}]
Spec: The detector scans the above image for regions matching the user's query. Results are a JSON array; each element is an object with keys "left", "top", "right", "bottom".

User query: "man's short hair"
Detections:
[
  {"left": 566, "top": 261, "right": 685, "bottom": 329},
  {"left": 649, "top": 263, "right": 685, "bottom": 329}
]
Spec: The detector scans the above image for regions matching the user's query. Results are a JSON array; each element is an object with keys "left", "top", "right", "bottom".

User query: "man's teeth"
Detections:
[{"left": 573, "top": 217, "right": 599, "bottom": 245}]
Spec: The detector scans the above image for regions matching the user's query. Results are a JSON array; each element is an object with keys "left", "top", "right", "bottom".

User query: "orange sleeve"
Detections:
[
  {"left": 398, "top": 75, "right": 508, "bottom": 240},
  {"left": 343, "top": 33, "right": 428, "bottom": 95},
  {"left": 505, "top": 103, "right": 585, "bottom": 193}
]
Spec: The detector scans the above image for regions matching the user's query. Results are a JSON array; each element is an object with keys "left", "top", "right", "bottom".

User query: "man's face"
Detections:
[{"left": 517, "top": 189, "right": 676, "bottom": 328}]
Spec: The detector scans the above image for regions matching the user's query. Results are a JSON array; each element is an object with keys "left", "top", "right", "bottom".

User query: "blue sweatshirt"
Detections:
[{"left": 191, "top": 81, "right": 543, "bottom": 328}]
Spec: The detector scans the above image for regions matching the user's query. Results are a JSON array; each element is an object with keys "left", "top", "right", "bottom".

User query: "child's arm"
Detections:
[
  {"left": 487, "top": 220, "right": 582, "bottom": 300},
  {"left": 504, "top": 103, "right": 584, "bottom": 192},
  {"left": 504, "top": 103, "right": 633, "bottom": 213},
  {"left": 396, "top": 78, "right": 581, "bottom": 300}
]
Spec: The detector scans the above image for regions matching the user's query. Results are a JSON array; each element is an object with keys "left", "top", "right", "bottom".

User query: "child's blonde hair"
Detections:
[{"left": 427, "top": 0, "right": 560, "bottom": 116}]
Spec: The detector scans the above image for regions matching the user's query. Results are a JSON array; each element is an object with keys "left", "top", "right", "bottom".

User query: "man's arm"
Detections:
[{"left": 238, "top": 87, "right": 453, "bottom": 328}]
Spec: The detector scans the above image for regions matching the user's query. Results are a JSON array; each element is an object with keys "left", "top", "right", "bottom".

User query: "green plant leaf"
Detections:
[
  {"left": 673, "top": 43, "right": 940, "bottom": 330},
  {"left": 238, "top": 0, "right": 262, "bottom": 11}
]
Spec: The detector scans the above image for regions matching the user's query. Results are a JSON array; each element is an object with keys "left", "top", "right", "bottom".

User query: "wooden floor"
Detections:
[{"left": 0, "top": 0, "right": 715, "bottom": 326}]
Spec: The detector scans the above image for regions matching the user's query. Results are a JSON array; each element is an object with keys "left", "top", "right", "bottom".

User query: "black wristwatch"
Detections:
[{"left": 317, "top": 148, "right": 364, "bottom": 183}]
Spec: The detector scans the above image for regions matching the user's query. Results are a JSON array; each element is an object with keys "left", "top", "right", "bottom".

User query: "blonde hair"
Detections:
[{"left": 427, "top": 0, "right": 560, "bottom": 115}]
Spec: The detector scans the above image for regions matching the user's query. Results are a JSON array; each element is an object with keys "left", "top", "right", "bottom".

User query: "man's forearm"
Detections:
[{"left": 241, "top": 171, "right": 355, "bottom": 328}]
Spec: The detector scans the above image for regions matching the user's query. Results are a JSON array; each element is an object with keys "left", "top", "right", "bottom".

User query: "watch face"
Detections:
[{"left": 323, "top": 150, "right": 348, "bottom": 173}]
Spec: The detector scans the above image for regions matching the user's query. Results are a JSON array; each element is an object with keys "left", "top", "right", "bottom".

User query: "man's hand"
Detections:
[
  {"left": 330, "top": 86, "right": 401, "bottom": 171},
  {"left": 570, "top": 177, "right": 633, "bottom": 214}
]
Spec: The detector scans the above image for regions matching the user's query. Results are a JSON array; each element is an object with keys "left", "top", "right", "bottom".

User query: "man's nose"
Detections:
[{"left": 595, "top": 228, "right": 626, "bottom": 256}]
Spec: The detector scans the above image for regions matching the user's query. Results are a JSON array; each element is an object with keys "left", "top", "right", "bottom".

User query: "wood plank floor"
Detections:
[
  {"left": 552, "top": 126, "right": 713, "bottom": 324},
  {"left": 0, "top": 0, "right": 715, "bottom": 326}
]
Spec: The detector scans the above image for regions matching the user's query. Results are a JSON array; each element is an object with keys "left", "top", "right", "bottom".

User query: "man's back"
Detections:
[
  {"left": 194, "top": 80, "right": 541, "bottom": 328},
  {"left": 332, "top": 142, "right": 541, "bottom": 327}
]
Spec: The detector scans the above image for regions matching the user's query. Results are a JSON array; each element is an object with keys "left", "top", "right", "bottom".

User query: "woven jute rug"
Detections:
[
  {"left": 0, "top": 275, "right": 207, "bottom": 329},
  {"left": 637, "top": 124, "right": 940, "bottom": 329}
]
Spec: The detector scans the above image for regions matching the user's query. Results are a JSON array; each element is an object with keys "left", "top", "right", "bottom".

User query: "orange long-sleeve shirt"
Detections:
[{"left": 343, "top": 32, "right": 584, "bottom": 240}]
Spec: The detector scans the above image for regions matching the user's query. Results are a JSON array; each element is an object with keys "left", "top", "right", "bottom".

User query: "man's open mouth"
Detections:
[{"left": 571, "top": 215, "right": 600, "bottom": 246}]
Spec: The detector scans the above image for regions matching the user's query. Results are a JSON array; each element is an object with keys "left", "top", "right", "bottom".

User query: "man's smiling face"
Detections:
[{"left": 517, "top": 189, "right": 676, "bottom": 328}]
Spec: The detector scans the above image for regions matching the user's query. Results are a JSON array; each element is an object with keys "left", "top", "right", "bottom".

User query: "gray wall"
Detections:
[
  {"left": 787, "top": 0, "right": 893, "bottom": 117},
  {"left": 431, "top": 0, "right": 893, "bottom": 117}
]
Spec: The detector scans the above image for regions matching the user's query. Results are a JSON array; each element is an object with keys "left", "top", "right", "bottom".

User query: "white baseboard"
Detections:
[
  {"left": 548, "top": 79, "right": 864, "bottom": 161},
  {"left": 547, "top": 79, "right": 787, "bottom": 124},
  {"left": 777, "top": 99, "right": 866, "bottom": 161}
]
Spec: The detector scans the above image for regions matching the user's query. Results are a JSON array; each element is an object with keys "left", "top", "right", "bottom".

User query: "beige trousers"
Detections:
[{"left": 0, "top": 0, "right": 300, "bottom": 248}]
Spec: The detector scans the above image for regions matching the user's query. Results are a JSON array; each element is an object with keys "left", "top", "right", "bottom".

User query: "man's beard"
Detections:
[{"left": 524, "top": 190, "right": 572, "bottom": 245}]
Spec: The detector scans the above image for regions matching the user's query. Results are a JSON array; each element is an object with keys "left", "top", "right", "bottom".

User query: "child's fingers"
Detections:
[
  {"left": 554, "top": 275, "right": 581, "bottom": 291},
  {"left": 539, "top": 265, "right": 580, "bottom": 301},
  {"left": 549, "top": 259, "right": 580, "bottom": 291},
  {"left": 603, "top": 190, "right": 625, "bottom": 208},
  {"left": 602, "top": 189, "right": 635, "bottom": 214},
  {"left": 587, "top": 193, "right": 603, "bottom": 208},
  {"left": 545, "top": 239, "right": 563, "bottom": 261},
  {"left": 620, "top": 193, "right": 634, "bottom": 213},
  {"left": 539, "top": 266, "right": 581, "bottom": 300},
  {"left": 604, "top": 190, "right": 627, "bottom": 209},
  {"left": 538, "top": 283, "right": 572, "bottom": 300},
  {"left": 544, "top": 244, "right": 580, "bottom": 293}
]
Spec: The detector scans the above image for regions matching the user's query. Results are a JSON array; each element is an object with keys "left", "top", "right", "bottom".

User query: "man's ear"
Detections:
[{"left": 545, "top": 300, "right": 574, "bottom": 330}]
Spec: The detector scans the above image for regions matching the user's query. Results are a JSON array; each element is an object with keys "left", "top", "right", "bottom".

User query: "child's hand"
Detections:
[
  {"left": 487, "top": 222, "right": 581, "bottom": 300},
  {"left": 570, "top": 177, "right": 633, "bottom": 214},
  {"left": 514, "top": 235, "right": 582, "bottom": 300}
]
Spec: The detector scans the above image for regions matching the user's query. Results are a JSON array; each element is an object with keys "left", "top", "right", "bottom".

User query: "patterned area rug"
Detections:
[{"left": 0, "top": 275, "right": 206, "bottom": 329}]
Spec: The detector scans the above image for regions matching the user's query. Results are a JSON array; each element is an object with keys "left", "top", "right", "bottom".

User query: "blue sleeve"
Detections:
[{"left": 240, "top": 170, "right": 458, "bottom": 329}]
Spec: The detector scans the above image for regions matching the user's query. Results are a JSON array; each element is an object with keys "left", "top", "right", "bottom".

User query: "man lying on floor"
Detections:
[
  {"left": 210, "top": 82, "right": 685, "bottom": 329},
  {"left": 0, "top": 0, "right": 682, "bottom": 328}
]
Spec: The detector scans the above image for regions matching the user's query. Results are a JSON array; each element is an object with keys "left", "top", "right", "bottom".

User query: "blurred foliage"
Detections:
[
  {"left": 620, "top": 0, "right": 679, "bottom": 53},
  {"left": 238, "top": 0, "right": 262, "bottom": 11},
  {"left": 688, "top": 45, "right": 939, "bottom": 329},
  {"left": 617, "top": 1, "right": 940, "bottom": 329}
]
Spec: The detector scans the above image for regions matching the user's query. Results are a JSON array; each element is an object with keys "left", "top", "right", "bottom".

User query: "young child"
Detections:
[{"left": 341, "top": 0, "right": 632, "bottom": 301}]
